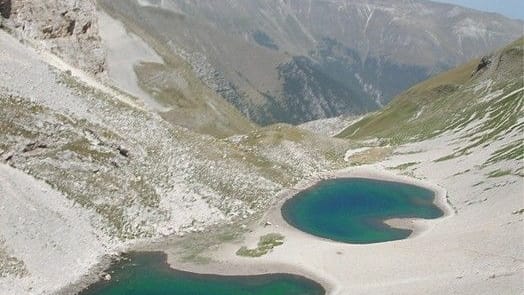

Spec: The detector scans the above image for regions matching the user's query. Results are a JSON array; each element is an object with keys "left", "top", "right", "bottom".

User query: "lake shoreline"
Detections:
[
  {"left": 162, "top": 165, "right": 453, "bottom": 294},
  {"left": 66, "top": 165, "right": 452, "bottom": 295},
  {"left": 77, "top": 251, "right": 326, "bottom": 295}
]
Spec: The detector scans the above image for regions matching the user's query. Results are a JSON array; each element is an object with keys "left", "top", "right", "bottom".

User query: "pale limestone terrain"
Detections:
[
  {"left": 2, "top": 0, "right": 105, "bottom": 75},
  {"left": 97, "top": 10, "right": 166, "bottom": 111},
  {"left": 0, "top": 2, "right": 522, "bottom": 295},
  {"left": 0, "top": 164, "right": 115, "bottom": 295},
  {"left": 167, "top": 131, "right": 523, "bottom": 295},
  {"left": 0, "top": 25, "right": 345, "bottom": 293}
]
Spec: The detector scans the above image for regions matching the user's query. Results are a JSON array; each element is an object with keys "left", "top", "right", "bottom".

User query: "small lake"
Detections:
[
  {"left": 281, "top": 178, "right": 444, "bottom": 244},
  {"left": 80, "top": 252, "right": 325, "bottom": 295}
]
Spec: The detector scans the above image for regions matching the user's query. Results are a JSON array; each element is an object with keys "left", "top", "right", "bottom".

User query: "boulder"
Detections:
[
  {"left": 100, "top": 272, "right": 111, "bottom": 281},
  {"left": 3, "top": 152, "right": 14, "bottom": 162},
  {"left": 474, "top": 56, "right": 492, "bottom": 75},
  {"left": 117, "top": 146, "right": 129, "bottom": 157}
]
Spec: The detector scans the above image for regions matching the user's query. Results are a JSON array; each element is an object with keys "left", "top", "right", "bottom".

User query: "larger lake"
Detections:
[
  {"left": 80, "top": 252, "right": 325, "bottom": 295},
  {"left": 281, "top": 178, "right": 444, "bottom": 244}
]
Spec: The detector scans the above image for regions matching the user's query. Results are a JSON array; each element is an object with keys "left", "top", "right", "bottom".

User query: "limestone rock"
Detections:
[
  {"left": 117, "top": 146, "right": 129, "bottom": 158},
  {"left": 100, "top": 272, "right": 111, "bottom": 281},
  {"left": 0, "top": 0, "right": 11, "bottom": 19},
  {"left": 2, "top": 0, "right": 105, "bottom": 75}
]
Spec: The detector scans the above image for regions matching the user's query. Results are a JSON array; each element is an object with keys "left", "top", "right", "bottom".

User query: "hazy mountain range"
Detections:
[{"left": 99, "top": 0, "right": 523, "bottom": 124}]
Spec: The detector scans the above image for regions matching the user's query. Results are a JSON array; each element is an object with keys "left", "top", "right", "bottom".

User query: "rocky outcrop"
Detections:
[
  {"left": 273, "top": 56, "right": 375, "bottom": 124},
  {"left": 1, "top": 0, "right": 105, "bottom": 75},
  {"left": 473, "top": 56, "right": 492, "bottom": 75},
  {"left": 0, "top": 0, "right": 10, "bottom": 19}
]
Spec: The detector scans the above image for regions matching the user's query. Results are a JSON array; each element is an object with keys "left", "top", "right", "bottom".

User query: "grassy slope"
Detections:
[
  {"left": 336, "top": 58, "right": 479, "bottom": 142},
  {"left": 337, "top": 38, "right": 524, "bottom": 177},
  {"left": 337, "top": 39, "right": 524, "bottom": 169}
]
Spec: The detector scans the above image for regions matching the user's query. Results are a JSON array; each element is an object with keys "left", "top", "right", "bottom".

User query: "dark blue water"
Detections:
[
  {"left": 281, "top": 178, "right": 444, "bottom": 244},
  {"left": 79, "top": 252, "right": 325, "bottom": 295}
]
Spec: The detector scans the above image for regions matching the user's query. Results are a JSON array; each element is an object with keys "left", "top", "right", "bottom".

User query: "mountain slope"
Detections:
[
  {"left": 98, "top": 0, "right": 523, "bottom": 125},
  {"left": 0, "top": 2, "right": 522, "bottom": 294},
  {"left": 275, "top": 38, "right": 524, "bottom": 294},
  {"left": 339, "top": 37, "right": 523, "bottom": 176},
  {"left": 0, "top": 0, "right": 255, "bottom": 138},
  {"left": 0, "top": 0, "right": 105, "bottom": 75},
  {"left": 0, "top": 26, "right": 351, "bottom": 293}
]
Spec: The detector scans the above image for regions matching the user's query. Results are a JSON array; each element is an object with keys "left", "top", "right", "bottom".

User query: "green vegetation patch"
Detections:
[
  {"left": 236, "top": 233, "right": 285, "bottom": 257},
  {"left": 390, "top": 162, "right": 420, "bottom": 170},
  {"left": 486, "top": 169, "right": 514, "bottom": 178},
  {"left": 453, "top": 169, "right": 471, "bottom": 176},
  {"left": 346, "top": 147, "right": 393, "bottom": 166},
  {"left": 486, "top": 140, "right": 524, "bottom": 165},
  {"left": 173, "top": 226, "right": 249, "bottom": 264}
]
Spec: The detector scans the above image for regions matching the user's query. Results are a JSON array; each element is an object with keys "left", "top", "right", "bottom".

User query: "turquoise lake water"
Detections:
[
  {"left": 281, "top": 178, "right": 444, "bottom": 244},
  {"left": 80, "top": 252, "right": 325, "bottom": 295}
]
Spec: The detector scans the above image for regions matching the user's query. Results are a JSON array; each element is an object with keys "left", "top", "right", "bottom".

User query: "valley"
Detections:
[{"left": 0, "top": 1, "right": 522, "bottom": 294}]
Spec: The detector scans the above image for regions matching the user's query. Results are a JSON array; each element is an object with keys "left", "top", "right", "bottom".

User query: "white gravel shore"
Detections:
[{"left": 162, "top": 138, "right": 523, "bottom": 295}]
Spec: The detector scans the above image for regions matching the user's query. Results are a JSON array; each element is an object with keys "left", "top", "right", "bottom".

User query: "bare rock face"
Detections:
[
  {"left": 2, "top": 0, "right": 105, "bottom": 75},
  {"left": 0, "top": 0, "right": 11, "bottom": 19}
]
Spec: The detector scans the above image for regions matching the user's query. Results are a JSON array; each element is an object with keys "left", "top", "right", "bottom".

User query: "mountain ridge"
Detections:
[
  {"left": 98, "top": 0, "right": 523, "bottom": 125},
  {"left": 0, "top": 2, "right": 523, "bottom": 294}
]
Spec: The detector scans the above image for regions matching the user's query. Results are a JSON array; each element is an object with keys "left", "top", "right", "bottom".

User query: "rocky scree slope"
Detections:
[
  {"left": 0, "top": 26, "right": 350, "bottom": 293},
  {"left": 98, "top": 4, "right": 256, "bottom": 138},
  {"left": 0, "top": 0, "right": 105, "bottom": 75},
  {"left": 98, "top": 0, "right": 523, "bottom": 125},
  {"left": 0, "top": 0, "right": 255, "bottom": 138}
]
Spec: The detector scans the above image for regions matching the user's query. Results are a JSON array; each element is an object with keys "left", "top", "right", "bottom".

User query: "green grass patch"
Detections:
[
  {"left": 236, "top": 233, "right": 285, "bottom": 257},
  {"left": 472, "top": 181, "right": 484, "bottom": 187},
  {"left": 336, "top": 38, "right": 524, "bottom": 153},
  {"left": 62, "top": 138, "right": 114, "bottom": 162},
  {"left": 390, "top": 162, "right": 419, "bottom": 170},
  {"left": 175, "top": 223, "right": 249, "bottom": 263},
  {"left": 347, "top": 147, "right": 393, "bottom": 166},
  {"left": 486, "top": 140, "right": 524, "bottom": 165},
  {"left": 453, "top": 169, "right": 471, "bottom": 176},
  {"left": 486, "top": 169, "right": 513, "bottom": 178},
  {"left": 434, "top": 153, "right": 458, "bottom": 162}
]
